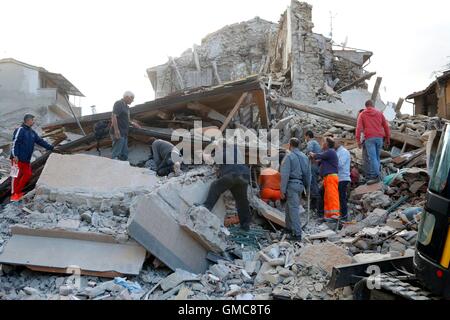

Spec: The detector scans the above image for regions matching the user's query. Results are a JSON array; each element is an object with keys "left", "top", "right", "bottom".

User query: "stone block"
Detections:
[{"left": 128, "top": 194, "right": 209, "bottom": 274}]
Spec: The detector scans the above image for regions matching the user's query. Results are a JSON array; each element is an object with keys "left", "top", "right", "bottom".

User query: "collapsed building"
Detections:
[
  {"left": 0, "top": 0, "right": 442, "bottom": 301},
  {"left": 148, "top": 1, "right": 376, "bottom": 114}
]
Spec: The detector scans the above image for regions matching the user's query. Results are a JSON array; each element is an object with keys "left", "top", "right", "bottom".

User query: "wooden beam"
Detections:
[
  {"left": 371, "top": 77, "right": 383, "bottom": 102},
  {"left": 220, "top": 92, "right": 249, "bottom": 133},
  {"left": 278, "top": 96, "right": 423, "bottom": 148},
  {"left": 278, "top": 96, "right": 356, "bottom": 127},
  {"left": 211, "top": 61, "right": 222, "bottom": 85},
  {"left": 170, "top": 57, "right": 185, "bottom": 90},
  {"left": 390, "top": 131, "right": 423, "bottom": 149},
  {"left": 187, "top": 102, "right": 226, "bottom": 123},
  {"left": 63, "top": 95, "right": 86, "bottom": 136},
  {"left": 193, "top": 45, "right": 201, "bottom": 72},
  {"left": 395, "top": 98, "right": 404, "bottom": 117},
  {"left": 336, "top": 72, "right": 376, "bottom": 93}
]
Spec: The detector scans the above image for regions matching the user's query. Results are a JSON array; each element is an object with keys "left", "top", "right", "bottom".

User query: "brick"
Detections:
[{"left": 350, "top": 182, "right": 383, "bottom": 200}]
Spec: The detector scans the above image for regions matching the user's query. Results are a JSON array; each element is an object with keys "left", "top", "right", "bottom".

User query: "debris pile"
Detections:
[{"left": 0, "top": 0, "right": 442, "bottom": 301}]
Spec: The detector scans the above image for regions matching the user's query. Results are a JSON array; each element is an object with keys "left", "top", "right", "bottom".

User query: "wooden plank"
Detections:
[
  {"left": 212, "top": 61, "right": 222, "bottom": 85},
  {"left": 371, "top": 77, "right": 383, "bottom": 102},
  {"left": 278, "top": 96, "right": 357, "bottom": 127},
  {"left": 170, "top": 57, "right": 185, "bottom": 90},
  {"left": 187, "top": 102, "right": 227, "bottom": 123},
  {"left": 27, "top": 266, "right": 121, "bottom": 279},
  {"left": 395, "top": 98, "right": 404, "bottom": 117},
  {"left": 253, "top": 88, "right": 269, "bottom": 129},
  {"left": 42, "top": 128, "right": 65, "bottom": 138},
  {"left": 220, "top": 92, "right": 249, "bottom": 133},
  {"left": 337, "top": 72, "right": 377, "bottom": 93},
  {"left": 390, "top": 131, "right": 423, "bottom": 148}
]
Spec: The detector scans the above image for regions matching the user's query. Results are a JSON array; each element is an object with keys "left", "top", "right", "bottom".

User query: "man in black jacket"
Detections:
[{"left": 202, "top": 141, "right": 252, "bottom": 231}]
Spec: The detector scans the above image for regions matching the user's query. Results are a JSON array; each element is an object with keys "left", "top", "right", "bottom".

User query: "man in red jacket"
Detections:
[{"left": 356, "top": 100, "right": 391, "bottom": 184}]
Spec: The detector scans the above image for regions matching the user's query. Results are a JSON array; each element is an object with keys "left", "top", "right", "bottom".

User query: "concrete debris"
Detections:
[
  {"left": 160, "top": 269, "right": 200, "bottom": 292},
  {"left": 36, "top": 153, "right": 158, "bottom": 210},
  {"left": 296, "top": 243, "right": 352, "bottom": 275},
  {"left": 0, "top": 0, "right": 436, "bottom": 301}
]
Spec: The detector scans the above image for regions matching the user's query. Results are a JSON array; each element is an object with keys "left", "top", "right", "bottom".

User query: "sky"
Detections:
[{"left": 1, "top": 0, "right": 449, "bottom": 115}]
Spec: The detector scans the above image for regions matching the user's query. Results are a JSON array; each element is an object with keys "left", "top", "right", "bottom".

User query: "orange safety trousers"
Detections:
[{"left": 323, "top": 174, "right": 340, "bottom": 219}]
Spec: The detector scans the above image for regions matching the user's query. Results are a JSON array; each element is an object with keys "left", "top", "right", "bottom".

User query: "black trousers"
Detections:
[
  {"left": 204, "top": 173, "right": 251, "bottom": 227},
  {"left": 338, "top": 181, "right": 350, "bottom": 218}
]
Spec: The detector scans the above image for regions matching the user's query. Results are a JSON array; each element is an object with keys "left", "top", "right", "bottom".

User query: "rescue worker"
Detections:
[
  {"left": 10, "top": 114, "right": 55, "bottom": 202},
  {"left": 202, "top": 141, "right": 252, "bottom": 231},
  {"left": 280, "top": 138, "right": 311, "bottom": 241},
  {"left": 335, "top": 140, "right": 351, "bottom": 221},
  {"left": 149, "top": 138, "right": 182, "bottom": 177},
  {"left": 309, "top": 137, "right": 340, "bottom": 221},
  {"left": 304, "top": 130, "right": 322, "bottom": 212}
]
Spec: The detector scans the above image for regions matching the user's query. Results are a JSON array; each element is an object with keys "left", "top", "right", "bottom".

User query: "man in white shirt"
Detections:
[{"left": 335, "top": 140, "right": 351, "bottom": 221}]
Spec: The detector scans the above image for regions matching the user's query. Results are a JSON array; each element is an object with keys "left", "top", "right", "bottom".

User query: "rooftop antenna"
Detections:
[
  {"left": 329, "top": 11, "right": 338, "bottom": 39},
  {"left": 90, "top": 105, "right": 97, "bottom": 115}
]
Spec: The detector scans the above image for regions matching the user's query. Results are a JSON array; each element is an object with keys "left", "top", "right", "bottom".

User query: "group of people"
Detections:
[
  {"left": 257, "top": 99, "right": 390, "bottom": 239},
  {"left": 10, "top": 90, "right": 390, "bottom": 242},
  {"left": 258, "top": 135, "right": 350, "bottom": 240}
]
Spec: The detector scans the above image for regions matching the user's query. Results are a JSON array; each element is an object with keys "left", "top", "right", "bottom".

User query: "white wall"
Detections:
[{"left": 0, "top": 62, "right": 57, "bottom": 116}]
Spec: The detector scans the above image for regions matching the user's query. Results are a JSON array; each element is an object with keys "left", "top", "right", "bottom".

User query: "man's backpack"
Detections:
[{"left": 93, "top": 120, "right": 111, "bottom": 155}]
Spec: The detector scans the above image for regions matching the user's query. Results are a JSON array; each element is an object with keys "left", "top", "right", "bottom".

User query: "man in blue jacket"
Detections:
[{"left": 10, "top": 114, "right": 54, "bottom": 202}]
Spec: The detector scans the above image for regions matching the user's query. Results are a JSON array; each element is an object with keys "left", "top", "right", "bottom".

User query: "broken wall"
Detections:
[{"left": 148, "top": 17, "right": 278, "bottom": 98}]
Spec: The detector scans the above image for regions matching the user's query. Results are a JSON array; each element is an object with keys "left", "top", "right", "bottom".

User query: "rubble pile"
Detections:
[
  {"left": 392, "top": 114, "right": 446, "bottom": 138},
  {"left": 0, "top": 0, "right": 444, "bottom": 302}
]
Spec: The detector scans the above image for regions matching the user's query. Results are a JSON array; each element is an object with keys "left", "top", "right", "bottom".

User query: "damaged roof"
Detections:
[
  {"left": 43, "top": 75, "right": 269, "bottom": 132},
  {"left": 406, "top": 70, "right": 450, "bottom": 100}
]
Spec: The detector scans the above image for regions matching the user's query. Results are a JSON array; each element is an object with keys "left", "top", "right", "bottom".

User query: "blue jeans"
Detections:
[
  {"left": 364, "top": 137, "right": 383, "bottom": 179},
  {"left": 112, "top": 136, "right": 128, "bottom": 161},
  {"left": 285, "top": 181, "right": 305, "bottom": 237}
]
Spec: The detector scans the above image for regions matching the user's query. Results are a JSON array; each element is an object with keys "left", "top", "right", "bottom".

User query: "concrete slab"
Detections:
[
  {"left": 0, "top": 228, "right": 146, "bottom": 277},
  {"left": 36, "top": 154, "right": 158, "bottom": 206},
  {"left": 128, "top": 194, "right": 210, "bottom": 274}
]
